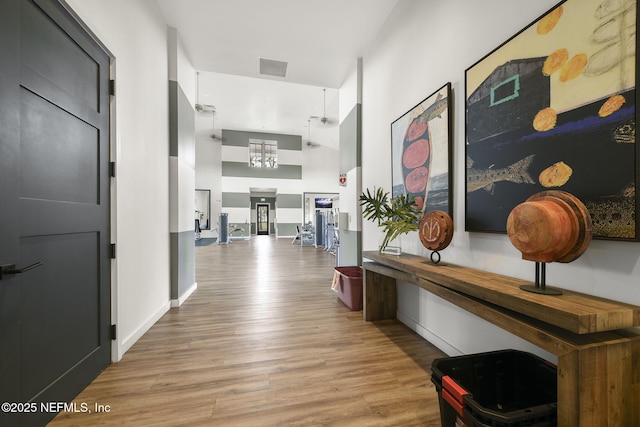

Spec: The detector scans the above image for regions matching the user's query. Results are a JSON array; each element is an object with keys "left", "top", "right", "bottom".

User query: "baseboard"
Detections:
[
  {"left": 396, "top": 311, "right": 462, "bottom": 357},
  {"left": 116, "top": 301, "right": 171, "bottom": 361},
  {"left": 171, "top": 282, "right": 197, "bottom": 307}
]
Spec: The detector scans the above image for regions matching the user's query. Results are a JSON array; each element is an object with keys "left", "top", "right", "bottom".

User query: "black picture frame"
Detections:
[
  {"left": 391, "top": 82, "right": 453, "bottom": 217},
  {"left": 464, "top": 0, "right": 639, "bottom": 241}
]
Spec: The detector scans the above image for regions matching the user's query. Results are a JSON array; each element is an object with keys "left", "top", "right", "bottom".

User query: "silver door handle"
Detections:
[{"left": 0, "top": 262, "right": 43, "bottom": 280}]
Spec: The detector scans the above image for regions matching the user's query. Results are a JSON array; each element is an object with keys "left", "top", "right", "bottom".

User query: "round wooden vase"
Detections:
[
  {"left": 506, "top": 191, "right": 593, "bottom": 263},
  {"left": 419, "top": 210, "right": 454, "bottom": 251}
]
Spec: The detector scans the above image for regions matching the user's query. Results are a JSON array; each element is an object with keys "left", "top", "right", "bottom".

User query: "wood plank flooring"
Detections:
[{"left": 49, "top": 236, "right": 446, "bottom": 426}]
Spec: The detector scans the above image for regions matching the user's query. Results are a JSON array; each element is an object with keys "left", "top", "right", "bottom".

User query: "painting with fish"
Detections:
[
  {"left": 391, "top": 83, "right": 453, "bottom": 218},
  {"left": 465, "top": 0, "right": 639, "bottom": 240}
]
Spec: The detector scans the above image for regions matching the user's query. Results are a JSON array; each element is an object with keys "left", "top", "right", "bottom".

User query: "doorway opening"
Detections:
[{"left": 257, "top": 204, "right": 269, "bottom": 235}]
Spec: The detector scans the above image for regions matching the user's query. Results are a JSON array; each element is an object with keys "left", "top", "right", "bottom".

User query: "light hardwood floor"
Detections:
[{"left": 50, "top": 236, "right": 446, "bottom": 426}]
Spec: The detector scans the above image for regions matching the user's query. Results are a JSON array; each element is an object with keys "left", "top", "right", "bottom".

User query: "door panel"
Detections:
[
  {"left": 0, "top": 1, "right": 111, "bottom": 425},
  {"left": 20, "top": 89, "right": 100, "bottom": 204},
  {"left": 22, "top": 0, "right": 100, "bottom": 111},
  {"left": 20, "top": 233, "right": 101, "bottom": 399}
]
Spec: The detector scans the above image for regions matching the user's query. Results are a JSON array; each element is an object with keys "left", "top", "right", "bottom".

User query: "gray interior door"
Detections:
[{"left": 0, "top": 0, "right": 111, "bottom": 425}]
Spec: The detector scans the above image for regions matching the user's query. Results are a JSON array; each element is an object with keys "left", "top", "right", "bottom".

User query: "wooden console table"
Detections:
[{"left": 362, "top": 251, "right": 640, "bottom": 427}]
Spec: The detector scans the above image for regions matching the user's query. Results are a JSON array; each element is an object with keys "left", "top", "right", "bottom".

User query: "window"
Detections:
[
  {"left": 249, "top": 139, "right": 278, "bottom": 168},
  {"left": 490, "top": 75, "right": 520, "bottom": 107}
]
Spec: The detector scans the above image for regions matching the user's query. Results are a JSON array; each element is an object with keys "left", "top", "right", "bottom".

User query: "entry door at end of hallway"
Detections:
[
  {"left": 257, "top": 204, "right": 269, "bottom": 235},
  {"left": 0, "top": 0, "right": 112, "bottom": 426}
]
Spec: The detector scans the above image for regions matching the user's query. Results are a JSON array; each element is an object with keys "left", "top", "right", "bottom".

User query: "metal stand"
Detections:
[{"left": 519, "top": 262, "right": 563, "bottom": 295}]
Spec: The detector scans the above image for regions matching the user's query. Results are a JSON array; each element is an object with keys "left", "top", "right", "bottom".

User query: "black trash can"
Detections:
[{"left": 431, "top": 349, "right": 557, "bottom": 427}]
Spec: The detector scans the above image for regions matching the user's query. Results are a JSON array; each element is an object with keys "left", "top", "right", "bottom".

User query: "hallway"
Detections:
[{"left": 50, "top": 236, "right": 445, "bottom": 426}]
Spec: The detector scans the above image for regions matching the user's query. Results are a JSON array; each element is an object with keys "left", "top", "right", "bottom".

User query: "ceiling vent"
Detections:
[{"left": 259, "top": 57, "right": 288, "bottom": 78}]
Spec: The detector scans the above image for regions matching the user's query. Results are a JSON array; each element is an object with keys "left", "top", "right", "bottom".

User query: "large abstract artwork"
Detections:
[
  {"left": 465, "top": 0, "right": 638, "bottom": 240},
  {"left": 392, "top": 83, "right": 453, "bottom": 217}
]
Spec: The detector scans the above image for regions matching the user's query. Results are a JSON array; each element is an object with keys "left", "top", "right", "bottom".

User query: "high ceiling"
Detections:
[{"left": 155, "top": 0, "right": 399, "bottom": 149}]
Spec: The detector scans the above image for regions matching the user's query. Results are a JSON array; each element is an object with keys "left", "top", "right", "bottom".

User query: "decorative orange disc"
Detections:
[
  {"left": 419, "top": 210, "right": 454, "bottom": 251},
  {"left": 506, "top": 190, "right": 592, "bottom": 263}
]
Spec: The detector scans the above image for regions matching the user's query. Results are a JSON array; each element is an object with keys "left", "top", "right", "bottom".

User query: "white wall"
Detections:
[
  {"left": 176, "top": 35, "right": 195, "bottom": 106},
  {"left": 302, "top": 144, "right": 340, "bottom": 194},
  {"left": 338, "top": 60, "right": 360, "bottom": 124},
  {"left": 360, "top": 0, "right": 640, "bottom": 362},
  {"left": 64, "top": 0, "right": 171, "bottom": 361}
]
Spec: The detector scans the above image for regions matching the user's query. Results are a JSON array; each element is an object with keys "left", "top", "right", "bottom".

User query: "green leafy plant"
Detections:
[{"left": 360, "top": 187, "right": 422, "bottom": 252}]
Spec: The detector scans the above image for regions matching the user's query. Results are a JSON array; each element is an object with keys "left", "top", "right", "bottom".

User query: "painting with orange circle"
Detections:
[
  {"left": 392, "top": 83, "right": 453, "bottom": 218},
  {"left": 465, "top": 0, "right": 638, "bottom": 240}
]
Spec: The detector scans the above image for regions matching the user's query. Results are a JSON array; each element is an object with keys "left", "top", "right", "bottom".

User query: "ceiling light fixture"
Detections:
[
  {"left": 306, "top": 119, "right": 318, "bottom": 148},
  {"left": 210, "top": 111, "right": 221, "bottom": 142},
  {"left": 310, "top": 88, "right": 336, "bottom": 127},
  {"left": 195, "top": 71, "right": 216, "bottom": 113},
  {"left": 321, "top": 88, "right": 329, "bottom": 125}
]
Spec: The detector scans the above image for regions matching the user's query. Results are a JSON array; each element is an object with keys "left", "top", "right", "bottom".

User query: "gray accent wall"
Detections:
[
  {"left": 250, "top": 197, "right": 276, "bottom": 210},
  {"left": 168, "top": 28, "right": 195, "bottom": 305},
  {"left": 223, "top": 129, "right": 301, "bottom": 150},
  {"left": 278, "top": 224, "right": 298, "bottom": 236},
  {"left": 169, "top": 81, "right": 196, "bottom": 166},
  {"left": 338, "top": 230, "right": 361, "bottom": 266},
  {"left": 170, "top": 231, "right": 195, "bottom": 297},
  {"left": 337, "top": 100, "right": 363, "bottom": 267},
  {"left": 277, "top": 193, "right": 302, "bottom": 208},
  {"left": 222, "top": 192, "right": 250, "bottom": 207},
  {"left": 340, "top": 103, "right": 362, "bottom": 172}
]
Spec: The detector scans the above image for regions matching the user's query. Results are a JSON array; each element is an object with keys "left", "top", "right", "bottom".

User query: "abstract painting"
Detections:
[
  {"left": 465, "top": 0, "right": 638, "bottom": 240},
  {"left": 392, "top": 82, "right": 453, "bottom": 217}
]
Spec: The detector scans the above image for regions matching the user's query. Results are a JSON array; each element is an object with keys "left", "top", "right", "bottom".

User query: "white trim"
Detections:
[
  {"left": 109, "top": 60, "right": 119, "bottom": 364},
  {"left": 171, "top": 282, "right": 197, "bottom": 308},
  {"left": 396, "top": 311, "right": 462, "bottom": 357},
  {"left": 116, "top": 301, "right": 170, "bottom": 361}
]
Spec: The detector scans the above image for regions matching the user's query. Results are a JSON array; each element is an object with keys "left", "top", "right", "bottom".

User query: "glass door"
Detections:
[{"left": 257, "top": 204, "right": 269, "bottom": 235}]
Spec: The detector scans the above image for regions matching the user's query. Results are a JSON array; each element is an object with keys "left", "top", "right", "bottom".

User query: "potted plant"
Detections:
[{"left": 359, "top": 187, "right": 422, "bottom": 254}]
